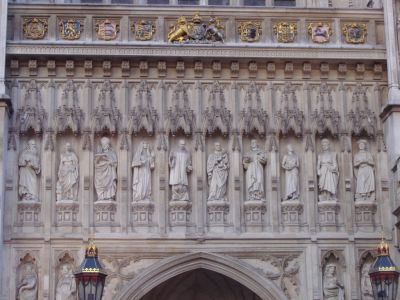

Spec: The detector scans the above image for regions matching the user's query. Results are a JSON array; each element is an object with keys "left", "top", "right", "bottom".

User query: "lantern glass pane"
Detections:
[
  {"left": 96, "top": 279, "right": 104, "bottom": 300},
  {"left": 78, "top": 281, "right": 85, "bottom": 300}
]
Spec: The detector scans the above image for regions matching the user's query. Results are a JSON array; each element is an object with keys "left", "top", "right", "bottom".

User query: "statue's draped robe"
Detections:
[
  {"left": 18, "top": 150, "right": 40, "bottom": 201},
  {"left": 94, "top": 149, "right": 117, "bottom": 201},
  {"left": 169, "top": 150, "right": 191, "bottom": 201},
  {"left": 323, "top": 275, "right": 344, "bottom": 300},
  {"left": 245, "top": 149, "right": 266, "bottom": 201},
  {"left": 56, "top": 151, "right": 79, "bottom": 201},
  {"left": 354, "top": 150, "right": 375, "bottom": 197},
  {"left": 56, "top": 273, "right": 76, "bottom": 300},
  {"left": 132, "top": 152, "right": 153, "bottom": 201},
  {"left": 317, "top": 151, "right": 338, "bottom": 197},
  {"left": 282, "top": 153, "right": 299, "bottom": 200},
  {"left": 207, "top": 151, "right": 229, "bottom": 201},
  {"left": 18, "top": 274, "right": 38, "bottom": 300}
]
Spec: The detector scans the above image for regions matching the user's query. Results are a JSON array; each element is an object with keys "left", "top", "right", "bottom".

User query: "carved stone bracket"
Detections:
[
  {"left": 281, "top": 200, "right": 303, "bottom": 227},
  {"left": 169, "top": 200, "right": 192, "bottom": 226},
  {"left": 94, "top": 201, "right": 117, "bottom": 225},
  {"left": 354, "top": 201, "right": 377, "bottom": 229},
  {"left": 55, "top": 200, "right": 79, "bottom": 226},
  {"left": 318, "top": 200, "right": 340, "bottom": 229},
  {"left": 207, "top": 200, "right": 229, "bottom": 226},
  {"left": 17, "top": 201, "right": 41, "bottom": 226},
  {"left": 131, "top": 200, "right": 154, "bottom": 226},
  {"left": 244, "top": 200, "right": 266, "bottom": 230}
]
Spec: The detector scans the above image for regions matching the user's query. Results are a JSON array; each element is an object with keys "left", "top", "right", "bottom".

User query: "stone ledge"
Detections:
[
  {"left": 0, "top": 94, "right": 13, "bottom": 114},
  {"left": 379, "top": 103, "right": 400, "bottom": 122},
  {"left": 6, "top": 44, "right": 386, "bottom": 60}
]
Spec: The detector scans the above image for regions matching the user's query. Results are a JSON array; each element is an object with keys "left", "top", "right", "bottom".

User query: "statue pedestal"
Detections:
[
  {"left": 354, "top": 201, "right": 377, "bottom": 230},
  {"left": 207, "top": 200, "right": 229, "bottom": 229},
  {"left": 244, "top": 200, "right": 266, "bottom": 232},
  {"left": 281, "top": 200, "right": 303, "bottom": 227},
  {"left": 169, "top": 200, "right": 191, "bottom": 227},
  {"left": 131, "top": 200, "right": 154, "bottom": 226},
  {"left": 318, "top": 200, "right": 340, "bottom": 229},
  {"left": 17, "top": 201, "right": 41, "bottom": 226},
  {"left": 55, "top": 200, "right": 79, "bottom": 226},
  {"left": 94, "top": 201, "right": 117, "bottom": 226}
]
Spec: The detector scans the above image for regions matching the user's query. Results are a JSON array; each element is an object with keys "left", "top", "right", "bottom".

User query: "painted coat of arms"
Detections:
[
  {"left": 273, "top": 22, "right": 297, "bottom": 43},
  {"left": 342, "top": 23, "right": 367, "bottom": 44},
  {"left": 96, "top": 19, "right": 120, "bottom": 41},
  {"left": 308, "top": 22, "right": 332, "bottom": 43},
  {"left": 23, "top": 17, "right": 48, "bottom": 40},
  {"left": 132, "top": 20, "right": 155, "bottom": 41},
  {"left": 238, "top": 21, "right": 262, "bottom": 43},
  {"left": 59, "top": 19, "right": 83, "bottom": 40}
]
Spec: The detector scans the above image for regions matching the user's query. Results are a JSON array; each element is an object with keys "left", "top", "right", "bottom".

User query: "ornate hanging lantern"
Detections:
[
  {"left": 369, "top": 238, "right": 400, "bottom": 300},
  {"left": 74, "top": 240, "right": 107, "bottom": 300}
]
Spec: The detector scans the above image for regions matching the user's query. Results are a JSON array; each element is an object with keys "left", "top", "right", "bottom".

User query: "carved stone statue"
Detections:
[
  {"left": 17, "top": 264, "right": 38, "bottom": 300},
  {"left": 132, "top": 142, "right": 155, "bottom": 202},
  {"left": 18, "top": 140, "right": 41, "bottom": 202},
  {"left": 323, "top": 263, "right": 344, "bottom": 300},
  {"left": 243, "top": 140, "right": 267, "bottom": 201},
  {"left": 354, "top": 140, "right": 375, "bottom": 202},
  {"left": 94, "top": 137, "right": 118, "bottom": 201},
  {"left": 207, "top": 142, "right": 229, "bottom": 202},
  {"left": 317, "top": 139, "right": 338, "bottom": 202},
  {"left": 282, "top": 144, "right": 300, "bottom": 201},
  {"left": 56, "top": 142, "right": 79, "bottom": 202},
  {"left": 169, "top": 140, "right": 192, "bottom": 201},
  {"left": 361, "top": 261, "right": 373, "bottom": 300},
  {"left": 56, "top": 264, "right": 76, "bottom": 300}
]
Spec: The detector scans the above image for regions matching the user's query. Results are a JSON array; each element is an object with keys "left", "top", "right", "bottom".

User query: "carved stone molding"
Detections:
[
  {"left": 17, "top": 201, "right": 41, "bottom": 226},
  {"left": 318, "top": 200, "right": 340, "bottom": 229},
  {"left": 354, "top": 201, "right": 377, "bottom": 229},
  {"left": 281, "top": 200, "right": 303, "bottom": 227},
  {"left": 131, "top": 200, "right": 154, "bottom": 226},
  {"left": 94, "top": 201, "right": 117, "bottom": 225},
  {"left": 169, "top": 200, "right": 192, "bottom": 226},
  {"left": 55, "top": 200, "right": 79, "bottom": 226},
  {"left": 244, "top": 200, "right": 266, "bottom": 230},
  {"left": 207, "top": 200, "right": 229, "bottom": 226}
]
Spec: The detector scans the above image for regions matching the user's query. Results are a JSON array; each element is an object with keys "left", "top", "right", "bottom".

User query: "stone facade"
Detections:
[{"left": 1, "top": 1, "right": 400, "bottom": 300}]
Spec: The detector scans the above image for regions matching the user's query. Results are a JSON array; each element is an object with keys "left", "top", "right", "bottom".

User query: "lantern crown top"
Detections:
[
  {"left": 85, "top": 239, "right": 98, "bottom": 258},
  {"left": 377, "top": 237, "right": 390, "bottom": 256}
]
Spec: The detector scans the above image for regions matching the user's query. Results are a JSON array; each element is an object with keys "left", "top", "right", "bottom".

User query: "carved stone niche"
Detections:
[
  {"left": 166, "top": 81, "right": 195, "bottom": 136},
  {"left": 16, "top": 253, "right": 38, "bottom": 300},
  {"left": 318, "top": 201, "right": 340, "bottom": 230},
  {"left": 275, "top": 83, "right": 304, "bottom": 137},
  {"left": 56, "top": 201, "right": 79, "bottom": 226},
  {"left": 54, "top": 80, "right": 84, "bottom": 135},
  {"left": 17, "top": 202, "right": 41, "bottom": 227},
  {"left": 321, "top": 251, "right": 345, "bottom": 300},
  {"left": 128, "top": 80, "right": 158, "bottom": 136},
  {"left": 55, "top": 252, "right": 77, "bottom": 300},
  {"left": 358, "top": 250, "right": 375, "bottom": 300},
  {"left": 169, "top": 200, "right": 192, "bottom": 227},
  {"left": 94, "top": 201, "right": 117, "bottom": 225},
  {"left": 16, "top": 80, "right": 47, "bottom": 134},
  {"left": 239, "top": 82, "right": 268, "bottom": 136},
  {"left": 202, "top": 81, "right": 232, "bottom": 136},
  {"left": 281, "top": 200, "right": 303, "bottom": 227},
  {"left": 131, "top": 200, "right": 154, "bottom": 227}
]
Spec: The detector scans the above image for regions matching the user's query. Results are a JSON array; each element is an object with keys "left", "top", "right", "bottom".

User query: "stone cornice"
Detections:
[
  {"left": 6, "top": 43, "right": 386, "bottom": 60},
  {"left": 379, "top": 103, "right": 400, "bottom": 122}
]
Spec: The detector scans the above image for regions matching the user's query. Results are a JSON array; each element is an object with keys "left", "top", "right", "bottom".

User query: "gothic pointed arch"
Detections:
[{"left": 114, "top": 252, "right": 288, "bottom": 300}]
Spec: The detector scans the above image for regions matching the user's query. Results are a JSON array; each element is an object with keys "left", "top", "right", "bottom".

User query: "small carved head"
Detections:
[
  {"left": 214, "top": 142, "right": 222, "bottom": 152},
  {"left": 28, "top": 139, "right": 37, "bottom": 152},
  {"left": 287, "top": 143, "right": 293, "bottom": 153},
  {"left": 65, "top": 142, "right": 72, "bottom": 152},
  {"left": 250, "top": 139, "right": 258, "bottom": 150},
  {"left": 357, "top": 139, "right": 367, "bottom": 150},
  {"left": 143, "top": 142, "right": 149, "bottom": 150},
  {"left": 100, "top": 137, "right": 111, "bottom": 151},
  {"left": 321, "top": 138, "right": 330, "bottom": 151},
  {"left": 324, "top": 263, "right": 337, "bottom": 277},
  {"left": 179, "top": 139, "right": 186, "bottom": 150}
]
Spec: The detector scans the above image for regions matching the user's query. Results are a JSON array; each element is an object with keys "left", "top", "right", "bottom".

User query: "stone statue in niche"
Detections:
[
  {"left": 17, "top": 263, "right": 38, "bottom": 300},
  {"left": 360, "top": 261, "right": 373, "bottom": 300},
  {"left": 94, "top": 137, "right": 118, "bottom": 201},
  {"left": 18, "top": 140, "right": 41, "bottom": 202},
  {"left": 317, "top": 139, "right": 338, "bottom": 202},
  {"left": 323, "top": 263, "right": 344, "bottom": 300},
  {"left": 207, "top": 142, "right": 229, "bottom": 202},
  {"left": 56, "top": 142, "right": 79, "bottom": 202},
  {"left": 56, "top": 264, "right": 76, "bottom": 300},
  {"left": 354, "top": 140, "right": 375, "bottom": 202},
  {"left": 169, "top": 139, "right": 192, "bottom": 201},
  {"left": 243, "top": 140, "right": 267, "bottom": 201},
  {"left": 282, "top": 144, "right": 300, "bottom": 201},
  {"left": 132, "top": 142, "right": 155, "bottom": 202}
]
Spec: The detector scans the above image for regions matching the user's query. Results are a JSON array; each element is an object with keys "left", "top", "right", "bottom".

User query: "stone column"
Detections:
[{"left": 0, "top": 0, "right": 10, "bottom": 298}]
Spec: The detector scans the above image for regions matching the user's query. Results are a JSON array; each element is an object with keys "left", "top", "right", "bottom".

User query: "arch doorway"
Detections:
[
  {"left": 114, "top": 252, "right": 288, "bottom": 300},
  {"left": 140, "top": 269, "right": 262, "bottom": 300}
]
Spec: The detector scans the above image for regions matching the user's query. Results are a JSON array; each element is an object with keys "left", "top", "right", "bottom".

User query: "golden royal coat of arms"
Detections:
[
  {"left": 95, "top": 19, "right": 120, "bottom": 41},
  {"left": 238, "top": 21, "right": 262, "bottom": 43},
  {"left": 342, "top": 23, "right": 368, "bottom": 44},
  {"left": 59, "top": 19, "right": 83, "bottom": 40},
  {"left": 132, "top": 20, "right": 155, "bottom": 41},
  {"left": 273, "top": 22, "right": 297, "bottom": 43},
  {"left": 23, "top": 17, "right": 48, "bottom": 40},
  {"left": 308, "top": 22, "right": 332, "bottom": 43}
]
